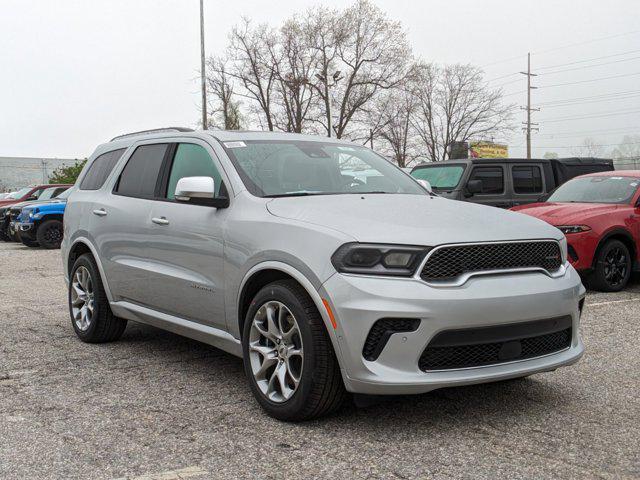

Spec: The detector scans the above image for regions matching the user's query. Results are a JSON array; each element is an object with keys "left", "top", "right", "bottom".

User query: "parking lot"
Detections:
[{"left": 0, "top": 242, "right": 638, "bottom": 480}]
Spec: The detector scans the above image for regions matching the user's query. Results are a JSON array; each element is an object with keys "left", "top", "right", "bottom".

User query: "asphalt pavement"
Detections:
[{"left": 1, "top": 241, "right": 638, "bottom": 479}]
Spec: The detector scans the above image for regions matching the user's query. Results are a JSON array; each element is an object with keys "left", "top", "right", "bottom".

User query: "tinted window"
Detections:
[
  {"left": 548, "top": 176, "right": 640, "bottom": 204},
  {"left": 166, "top": 144, "right": 222, "bottom": 199},
  {"left": 115, "top": 144, "right": 168, "bottom": 198},
  {"left": 411, "top": 165, "right": 465, "bottom": 189},
  {"left": 80, "top": 149, "right": 126, "bottom": 190},
  {"left": 513, "top": 166, "right": 543, "bottom": 194},
  {"left": 469, "top": 167, "right": 504, "bottom": 194}
]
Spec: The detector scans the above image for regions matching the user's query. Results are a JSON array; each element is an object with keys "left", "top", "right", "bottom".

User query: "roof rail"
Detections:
[{"left": 110, "top": 127, "right": 195, "bottom": 142}]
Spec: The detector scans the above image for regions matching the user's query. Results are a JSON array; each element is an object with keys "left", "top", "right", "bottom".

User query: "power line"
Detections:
[
  {"left": 538, "top": 55, "right": 640, "bottom": 76},
  {"left": 536, "top": 126, "right": 640, "bottom": 138},
  {"left": 536, "top": 48, "right": 640, "bottom": 71},
  {"left": 535, "top": 141, "right": 640, "bottom": 149},
  {"left": 532, "top": 29, "right": 640, "bottom": 56},
  {"left": 538, "top": 71, "right": 640, "bottom": 88},
  {"left": 534, "top": 89, "right": 640, "bottom": 106},
  {"left": 534, "top": 93, "right": 640, "bottom": 109},
  {"left": 540, "top": 108, "right": 640, "bottom": 123}
]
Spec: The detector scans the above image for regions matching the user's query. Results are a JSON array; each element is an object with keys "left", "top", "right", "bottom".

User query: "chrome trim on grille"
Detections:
[{"left": 414, "top": 239, "right": 566, "bottom": 288}]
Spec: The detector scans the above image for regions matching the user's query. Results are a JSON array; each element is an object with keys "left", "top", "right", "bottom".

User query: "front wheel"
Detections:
[
  {"left": 21, "top": 236, "right": 39, "bottom": 248},
  {"left": 242, "top": 280, "right": 346, "bottom": 421},
  {"left": 588, "top": 239, "right": 632, "bottom": 292},
  {"left": 37, "top": 219, "right": 64, "bottom": 249}
]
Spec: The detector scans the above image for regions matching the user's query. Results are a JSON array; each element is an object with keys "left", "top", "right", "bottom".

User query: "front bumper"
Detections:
[
  {"left": 320, "top": 264, "right": 585, "bottom": 395},
  {"left": 14, "top": 222, "right": 36, "bottom": 240}
]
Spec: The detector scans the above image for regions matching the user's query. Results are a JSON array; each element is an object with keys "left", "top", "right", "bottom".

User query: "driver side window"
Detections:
[{"left": 166, "top": 144, "right": 222, "bottom": 199}]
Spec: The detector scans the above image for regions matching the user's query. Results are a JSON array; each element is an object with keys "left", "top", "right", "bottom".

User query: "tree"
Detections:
[
  {"left": 49, "top": 159, "right": 86, "bottom": 184},
  {"left": 207, "top": 56, "right": 243, "bottom": 130},
  {"left": 571, "top": 137, "right": 604, "bottom": 158},
  {"left": 412, "top": 63, "right": 515, "bottom": 161},
  {"left": 611, "top": 135, "right": 640, "bottom": 159}
]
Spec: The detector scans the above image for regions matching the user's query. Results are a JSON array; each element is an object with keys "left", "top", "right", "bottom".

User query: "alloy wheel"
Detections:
[
  {"left": 603, "top": 247, "right": 628, "bottom": 288},
  {"left": 44, "top": 225, "right": 62, "bottom": 244},
  {"left": 71, "top": 266, "right": 95, "bottom": 331},
  {"left": 248, "top": 301, "right": 304, "bottom": 403}
]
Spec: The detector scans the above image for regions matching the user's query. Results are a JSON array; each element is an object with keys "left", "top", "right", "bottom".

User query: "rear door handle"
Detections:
[
  {"left": 92, "top": 208, "right": 107, "bottom": 217},
  {"left": 151, "top": 216, "right": 169, "bottom": 226}
]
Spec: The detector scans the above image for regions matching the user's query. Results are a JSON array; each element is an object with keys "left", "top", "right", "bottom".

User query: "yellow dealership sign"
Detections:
[{"left": 469, "top": 141, "right": 508, "bottom": 159}]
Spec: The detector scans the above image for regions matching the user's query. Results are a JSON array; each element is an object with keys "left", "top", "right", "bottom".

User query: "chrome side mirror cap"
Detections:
[
  {"left": 416, "top": 179, "right": 433, "bottom": 194},
  {"left": 175, "top": 176, "right": 215, "bottom": 201}
]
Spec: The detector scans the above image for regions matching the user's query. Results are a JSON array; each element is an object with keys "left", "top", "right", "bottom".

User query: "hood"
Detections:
[
  {"left": 266, "top": 194, "right": 562, "bottom": 245},
  {"left": 0, "top": 199, "right": 22, "bottom": 207},
  {"left": 9, "top": 198, "right": 64, "bottom": 210},
  {"left": 511, "top": 202, "right": 620, "bottom": 225}
]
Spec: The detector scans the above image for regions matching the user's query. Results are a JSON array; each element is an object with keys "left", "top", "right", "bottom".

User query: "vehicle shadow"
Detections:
[{"left": 115, "top": 321, "right": 573, "bottom": 434}]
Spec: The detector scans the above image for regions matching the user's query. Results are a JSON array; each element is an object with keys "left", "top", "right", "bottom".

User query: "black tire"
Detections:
[
  {"left": 588, "top": 239, "right": 632, "bottom": 292},
  {"left": 69, "top": 254, "right": 127, "bottom": 343},
  {"left": 0, "top": 226, "right": 9, "bottom": 242},
  {"left": 36, "top": 219, "right": 64, "bottom": 249},
  {"left": 21, "top": 237, "right": 39, "bottom": 248},
  {"left": 242, "top": 280, "right": 346, "bottom": 421}
]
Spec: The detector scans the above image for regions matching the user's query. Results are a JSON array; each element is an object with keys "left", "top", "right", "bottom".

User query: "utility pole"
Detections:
[
  {"left": 199, "top": 0, "right": 208, "bottom": 130},
  {"left": 520, "top": 53, "right": 539, "bottom": 159}
]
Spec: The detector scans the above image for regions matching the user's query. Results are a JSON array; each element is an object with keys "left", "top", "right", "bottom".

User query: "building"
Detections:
[{"left": 0, "top": 156, "right": 78, "bottom": 191}]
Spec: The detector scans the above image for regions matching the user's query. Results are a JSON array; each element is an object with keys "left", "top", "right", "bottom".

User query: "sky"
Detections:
[{"left": 0, "top": 0, "right": 638, "bottom": 160}]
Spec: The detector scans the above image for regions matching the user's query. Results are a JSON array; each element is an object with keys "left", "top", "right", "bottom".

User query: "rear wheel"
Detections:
[
  {"left": 37, "top": 219, "right": 63, "bottom": 249},
  {"left": 242, "top": 280, "right": 346, "bottom": 421},
  {"left": 69, "top": 254, "right": 127, "bottom": 343},
  {"left": 589, "top": 239, "right": 631, "bottom": 292}
]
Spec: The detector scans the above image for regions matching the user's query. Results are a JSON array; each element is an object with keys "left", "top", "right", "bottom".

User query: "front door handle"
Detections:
[
  {"left": 151, "top": 216, "right": 169, "bottom": 226},
  {"left": 92, "top": 208, "right": 107, "bottom": 217}
]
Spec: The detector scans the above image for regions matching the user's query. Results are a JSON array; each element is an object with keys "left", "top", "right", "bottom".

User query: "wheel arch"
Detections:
[
  {"left": 591, "top": 227, "right": 637, "bottom": 269},
  {"left": 67, "top": 238, "right": 114, "bottom": 301},
  {"left": 35, "top": 213, "right": 64, "bottom": 229},
  {"left": 237, "top": 262, "right": 344, "bottom": 364}
]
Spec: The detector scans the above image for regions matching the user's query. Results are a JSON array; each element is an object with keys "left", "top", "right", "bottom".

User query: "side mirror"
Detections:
[
  {"left": 466, "top": 179, "right": 483, "bottom": 196},
  {"left": 416, "top": 179, "right": 432, "bottom": 194},
  {"left": 175, "top": 176, "right": 229, "bottom": 208}
]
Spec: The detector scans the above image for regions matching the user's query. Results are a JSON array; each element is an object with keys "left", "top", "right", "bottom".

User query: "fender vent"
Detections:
[{"left": 363, "top": 318, "right": 420, "bottom": 361}]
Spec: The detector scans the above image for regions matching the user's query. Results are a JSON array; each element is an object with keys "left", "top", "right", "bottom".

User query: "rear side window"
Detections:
[
  {"left": 513, "top": 166, "right": 543, "bottom": 194},
  {"left": 115, "top": 144, "right": 168, "bottom": 198},
  {"left": 165, "top": 144, "right": 222, "bottom": 199},
  {"left": 469, "top": 167, "right": 504, "bottom": 194},
  {"left": 80, "top": 149, "right": 126, "bottom": 190}
]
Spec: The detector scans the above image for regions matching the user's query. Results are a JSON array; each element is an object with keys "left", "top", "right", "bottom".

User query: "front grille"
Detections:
[
  {"left": 418, "top": 316, "right": 572, "bottom": 371},
  {"left": 421, "top": 241, "right": 562, "bottom": 282},
  {"left": 363, "top": 318, "right": 420, "bottom": 361},
  {"left": 9, "top": 208, "right": 21, "bottom": 221}
]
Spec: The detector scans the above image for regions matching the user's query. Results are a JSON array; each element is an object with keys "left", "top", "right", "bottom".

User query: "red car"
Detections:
[
  {"left": 0, "top": 184, "right": 72, "bottom": 208},
  {"left": 512, "top": 170, "right": 640, "bottom": 291}
]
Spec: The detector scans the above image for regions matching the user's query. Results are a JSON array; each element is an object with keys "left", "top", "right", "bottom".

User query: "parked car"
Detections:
[
  {"left": 410, "top": 157, "right": 614, "bottom": 208},
  {"left": 512, "top": 171, "right": 640, "bottom": 292},
  {"left": 63, "top": 128, "right": 585, "bottom": 421},
  {"left": 0, "top": 183, "right": 71, "bottom": 208},
  {"left": 12, "top": 188, "right": 72, "bottom": 249},
  {"left": 0, "top": 185, "right": 71, "bottom": 241}
]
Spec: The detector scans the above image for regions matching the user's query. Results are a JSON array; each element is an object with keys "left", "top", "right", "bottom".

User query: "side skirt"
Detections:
[{"left": 110, "top": 301, "right": 242, "bottom": 358}]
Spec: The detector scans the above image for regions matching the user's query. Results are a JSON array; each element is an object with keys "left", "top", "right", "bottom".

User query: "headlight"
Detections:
[
  {"left": 557, "top": 225, "right": 591, "bottom": 234},
  {"left": 559, "top": 236, "right": 568, "bottom": 263},
  {"left": 331, "top": 243, "right": 430, "bottom": 276}
]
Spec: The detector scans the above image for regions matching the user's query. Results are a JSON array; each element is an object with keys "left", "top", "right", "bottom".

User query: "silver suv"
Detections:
[{"left": 62, "top": 128, "right": 585, "bottom": 421}]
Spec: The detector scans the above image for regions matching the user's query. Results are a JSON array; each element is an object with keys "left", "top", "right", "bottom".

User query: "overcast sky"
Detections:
[{"left": 0, "top": 0, "right": 638, "bottom": 160}]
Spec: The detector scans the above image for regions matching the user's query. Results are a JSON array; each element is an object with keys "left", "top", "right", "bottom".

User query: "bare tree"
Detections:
[
  {"left": 206, "top": 56, "right": 242, "bottom": 130},
  {"left": 228, "top": 19, "right": 277, "bottom": 131},
  {"left": 571, "top": 137, "right": 605, "bottom": 157},
  {"left": 413, "top": 63, "right": 515, "bottom": 161},
  {"left": 611, "top": 135, "right": 640, "bottom": 159},
  {"left": 331, "top": 0, "right": 412, "bottom": 139},
  {"left": 268, "top": 17, "right": 319, "bottom": 133}
]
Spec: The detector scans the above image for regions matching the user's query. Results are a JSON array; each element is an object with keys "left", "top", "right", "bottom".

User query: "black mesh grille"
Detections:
[
  {"left": 419, "top": 327, "right": 571, "bottom": 371},
  {"left": 421, "top": 241, "right": 562, "bottom": 281},
  {"left": 363, "top": 318, "right": 420, "bottom": 361}
]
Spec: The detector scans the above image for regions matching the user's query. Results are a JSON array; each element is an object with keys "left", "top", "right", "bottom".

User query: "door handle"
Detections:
[
  {"left": 92, "top": 208, "right": 107, "bottom": 217},
  {"left": 151, "top": 216, "right": 169, "bottom": 226}
]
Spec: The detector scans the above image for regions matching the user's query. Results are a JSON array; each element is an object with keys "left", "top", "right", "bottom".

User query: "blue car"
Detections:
[{"left": 13, "top": 188, "right": 72, "bottom": 249}]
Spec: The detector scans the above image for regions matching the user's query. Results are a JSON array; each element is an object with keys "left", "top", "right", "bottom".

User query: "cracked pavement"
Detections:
[{"left": 1, "top": 241, "right": 639, "bottom": 479}]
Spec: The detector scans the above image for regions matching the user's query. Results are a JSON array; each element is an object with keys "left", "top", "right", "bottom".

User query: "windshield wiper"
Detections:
[{"left": 263, "top": 192, "right": 326, "bottom": 198}]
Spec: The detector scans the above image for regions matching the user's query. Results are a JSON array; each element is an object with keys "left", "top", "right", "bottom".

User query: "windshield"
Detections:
[
  {"left": 548, "top": 176, "right": 640, "bottom": 204},
  {"left": 55, "top": 188, "right": 72, "bottom": 200},
  {"left": 411, "top": 165, "right": 465, "bottom": 189},
  {"left": 222, "top": 140, "right": 425, "bottom": 197},
  {"left": 8, "top": 187, "right": 31, "bottom": 199},
  {"left": 38, "top": 187, "right": 61, "bottom": 200}
]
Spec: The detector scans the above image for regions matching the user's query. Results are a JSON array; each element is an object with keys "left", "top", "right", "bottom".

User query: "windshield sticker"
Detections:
[
  {"left": 631, "top": 182, "right": 638, "bottom": 187},
  {"left": 336, "top": 146, "right": 358, "bottom": 151},
  {"left": 224, "top": 141, "right": 246, "bottom": 148}
]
